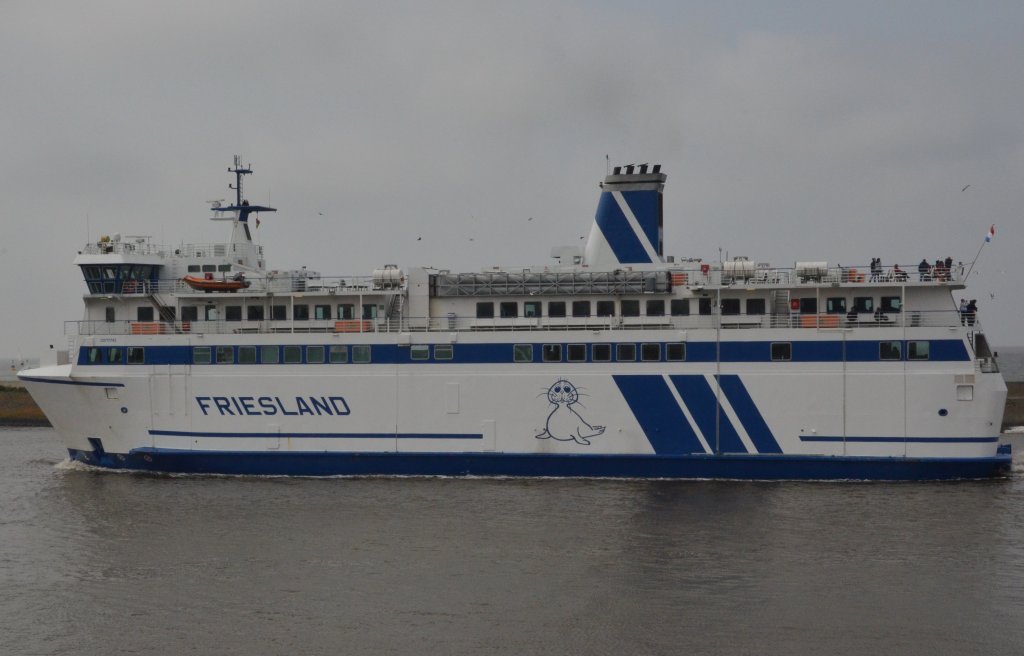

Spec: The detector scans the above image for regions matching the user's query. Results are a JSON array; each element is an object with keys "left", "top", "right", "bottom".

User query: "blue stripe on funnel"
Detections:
[
  {"left": 613, "top": 375, "right": 706, "bottom": 455},
  {"left": 595, "top": 193, "right": 652, "bottom": 264},
  {"left": 620, "top": 190, "right": 660, "bottom": 251}
]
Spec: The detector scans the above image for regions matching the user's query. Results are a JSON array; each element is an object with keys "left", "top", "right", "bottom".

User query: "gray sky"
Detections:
[{"left": 2, "top": 0, "right": 1022, "bottom": 356}]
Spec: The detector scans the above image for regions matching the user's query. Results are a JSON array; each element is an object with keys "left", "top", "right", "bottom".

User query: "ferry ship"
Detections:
[{"left": 19, "top": 157, "right": 1011, "bottom": 479}]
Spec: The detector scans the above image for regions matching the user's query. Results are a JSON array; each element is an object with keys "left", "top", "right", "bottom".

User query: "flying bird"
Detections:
[
  {"left": 961, "top": 184, "right": 970, "bottom": 192},
  {"left": 416, "top": 237, "right": 422, "bottom": 241}
]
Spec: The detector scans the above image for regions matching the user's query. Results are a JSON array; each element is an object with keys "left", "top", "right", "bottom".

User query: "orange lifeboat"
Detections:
[{"left": 182, "top": 274, "right": 251, "bottom": 293}]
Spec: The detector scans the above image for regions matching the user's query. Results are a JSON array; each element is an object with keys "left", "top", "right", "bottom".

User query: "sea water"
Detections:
[{"left": 2, "top": 428, "right": 1024, "bottom": 656}]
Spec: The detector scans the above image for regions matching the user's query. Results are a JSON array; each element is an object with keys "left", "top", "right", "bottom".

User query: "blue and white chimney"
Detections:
[{"left": 583, "top": 164, "right": 666, "bottom": 267}]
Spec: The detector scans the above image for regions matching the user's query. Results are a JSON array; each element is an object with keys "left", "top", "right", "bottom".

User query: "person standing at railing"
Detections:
[
  {"left": 918, "top": 259, "right": 931, "bottom": 281},
  {"left": 966, "top": 299, "right": 977, "bottom": 326},
  {"left": 959, "top": 298, "right": 968, "bottom": 325}
]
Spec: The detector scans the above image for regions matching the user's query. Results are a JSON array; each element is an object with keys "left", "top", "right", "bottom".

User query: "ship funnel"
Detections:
[{"left": 582, "top": 165, "right": 666, "bottom": 267}]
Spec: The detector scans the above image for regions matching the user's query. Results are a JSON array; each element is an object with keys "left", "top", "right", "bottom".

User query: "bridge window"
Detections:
[
  {"left": 476, "top": 302, "right": 494, "bottom": 319},
  {"left": 542, "top": 344, "right": 562, "bottom": 362},
  {"left": 593, "top": 344, "right": 611, "bottom": 362},
  {"left": 746, "top": 299, "right": 766, "bottom": 315},
  {"left": 248, "top": 306, "right": 264, "bottom": 321},
  {"left": 572, "top": 301, "right": 591, "bottom": 318},
  {"left": 616, "top": 343, "right": 636, "bottom": 361},
  {"left": 908, "top": 341, "right": 929, "bottom": 360},
  {"left": 193, "top": 346, "right": 211, "bottom": 364},
  {"left": 641, "top": 343, "right": 661, "bottom": 361},
  {"left": 137, "top": 307, "right": 154, "bottom": 322},
  {"left": 283, "top": 346, "right": 302, "bottom": 364},
  {"left": 411, "top": 345, "right": 430, "bottom": 360},
  {"left": 87, "top": 347, "right": 103, "bottom": 364},
  {"left": 238, "top": 346, "right": 257, "bottom": 364},
  {"left": 434, "top": 345, "right": 453, "bottom": 361},
  {"left": 314, "top": 305, "right": 332, "bottom": 320},
  {"left": 666, "top": 343, "right": 686, "bottom": 361},
  {"left": 500, "top": 302, "right": 518, "bottom": 318},
  {"left": 513, "top": 344, "right": 533, "bottom": 362},
  {"left": 826, "top": 297, "right": 846, "bottom": 314},
  {"left": 524, "top": 301, "right": 542, "bottom": 318},
  {"left": 127, "top": 347, "right": 144, "bottom": 364},
  {"left": 771, "top": 342, "right": 792, "bottom": 361},
  {"left": 272, "top": 305, "right": 287, "bottom": 321},
  {"left": 720, "top": 299, "right": 741, "bottom": 316},
  {"left": 108, "top": 347, "right": 122, "bottom": 364},
  {"left": 329, "top": 345, "right": 348, "bottom": 363},
  {"left": 548, "top": 301, "right": 566, "bottom": 318},
  {"left": 337, "top": 304, "right": 355, "bottom": 320},
  {"left": 616, "top": 300, "right": 635, "bottom": 317},
  {"left": 261, "top": 345, "right": 280, "bottom": 364},
  {"left": 671, "top": 299, "right": 690, "bottom": 316},
  {"left": 879, "top": 341, "right": 902, "bottom": 360},
  {"left": 567, "top": 344, "right": 586, "bottom": 362},
  {"left": 352, "top": 345, "right": 372, "bottom": 363},
  {"left": 307, "top": 345, "right": 325, "bottom": 364},
  {"left": 215, "top": 346, "right": 234, "bottom": 364},
  {"left": 225, "top": 306, "right": 242, "bottom": 322},
  {"left": 294, "top": 305, "right": 309, "bottom": 321},
  {"left": 646, "top": 300, "right": 665, "bottom": 316}
]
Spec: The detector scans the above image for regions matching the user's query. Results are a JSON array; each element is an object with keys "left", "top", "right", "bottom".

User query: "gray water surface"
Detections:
[{"left": 3, "top": 428, "right": 1024, "bottom": 656}]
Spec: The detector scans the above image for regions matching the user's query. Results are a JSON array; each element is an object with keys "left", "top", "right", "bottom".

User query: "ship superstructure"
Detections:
[{"left": 20, "top": 158, "right": 1010, "bottom": 479}]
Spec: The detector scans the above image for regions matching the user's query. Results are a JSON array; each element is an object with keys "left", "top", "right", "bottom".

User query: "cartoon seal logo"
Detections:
[{"left": 535, "top": 379, "right": 605, "bottom": 445}]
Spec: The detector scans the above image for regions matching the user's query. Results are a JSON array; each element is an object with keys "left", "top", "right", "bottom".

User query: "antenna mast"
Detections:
[{"left": 228, "top": 155, "right": 253, "bottom": 206}]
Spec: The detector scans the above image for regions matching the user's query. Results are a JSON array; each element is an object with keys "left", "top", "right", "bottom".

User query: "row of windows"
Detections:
[
  {"left": 83, "top": 340, "right": 935, "bottom": 365},
  {"left": 796, "top": 296, "right": 902, "bottom": 314},
  {"left": 477, "top": 299, "right": 711, "bottom": 319},
  {"left": 177, "top": 303, "right": 377, "bottom": 322},
  {"left": 186, "top": 264, "right": 233, "bottom": 273}
]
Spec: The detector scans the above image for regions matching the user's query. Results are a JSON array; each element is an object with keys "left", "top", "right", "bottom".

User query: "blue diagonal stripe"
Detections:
[
  {"left": 595, "top": 193, "right": 652, "bottom": 264},
  {"left": 718, "top": 375, "right": 782, "bottom": 454},
  {"left": 613, "top": 375, "right": 706, "bottom": 455},
  {"left": 669, "top": 375, "right": 748, "bottom": 454}
]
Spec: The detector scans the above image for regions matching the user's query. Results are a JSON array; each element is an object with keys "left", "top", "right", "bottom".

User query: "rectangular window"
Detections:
[
  {"left": 720, "top": 299, "right": 741, "bottom": 316},
  {"left": 572, "top": 301, "right": 591, "bottom": 318},
  {"left": 434, "top": 344, "right": 453, "bottom": 361},
  {"left": 218, "top": 264, "right": 232, "bottom": 272},
  {"left": 476, "top": 302, "right": 494, "bottom": 319},
  {"left": 908, "top": 341, "right": 929, "bottom": 360},
  {"left": 666, "top": 343, "right": 686, "bottom": 361},
  {"left": 746, "top": 298, "right": 766, "bottom": 315},
  {"left": 524, "top": 301, "right": 542, "bottom": 318},
  {"left": 329, "top": 345, "right": 348, "bottom": 363},
  {"left": 671, "top": 299, "right": 690, "bottom": 316},
  {"left": 307, "top": 345, "right": 325, "bottom": 364},
  {"left": 294, "top": 305, "right": 309, "bottom": 321},
  {"left": 641, "top": 343, "right": 661, "bottom": 361},
  {"left": 854, "top": 297, "right": 874, "bottom": 313},
  {"left": 513, "top": 344, "right": 533, "bottom": 362},
  {"left": 337, "top": 304, "right": 355, "bottom": 320},
  {"left": 272, "top": 305, "right": 287, "bottom": 321},
  {"left": 616, "top": 343, "right": 636, "bottom": 361},
  {"left": 215, "top": 346, "right": 234, "bottom": 364},
  {"left": 137, "top": 306, "right": 154, "bottom": 322},
  {"left": 410, "top": 344, "right": 430, "bottom": 360},
  {"left": 193, "top": 346, "right": 211, "bottom": 364},
  {"left": 542, "top": 344, "right": 562, "bottom": 362},
  {"left": 225, "top": 306, "right": 242, "bottom": 322},
  {"left": 247, "top": 306, "right": 265, "bottom": 321},
  {"left": 314, "top": 305, "right": 332, "bottom": 320},
  {"left": 205, "top": 306, "right": 218, "bottom": 321},
  {"left": 881, "top": 296, "right": 902, "bottom": 313},
  {"left": 880, "top": 341, "right": 902, "bottom": 361},
  {"left": 646, "top": 300, "right": 665, "bottom": 316},
  {"left": 500, "top": 302, "right": 518, "bottom": 318},
  {"left": 698, "top": 298, "right": 712, "bottom": 315},
  {"left": 826, "top": 297, "right": 847, "bottom": 314},
  {"left": 181, "top": 306, "right": 198, "bottom": 322},
  {"left": 87, "top": 347, "right": 103, "bottom": 364},
  {"left": 201, "top": 264, "right": 216, "bottom": 273},
  {"left": 799, "top": 298, "right": 818, "bottom": 314},
  {"left": 592, "top": 344, "right": 612, "bottom": 362},
  {"left": 187, "top": 264, "right": 201, "bottom": 273},
  {"left": 283, "top": 345, "right": 302, "bottom": 363},
  {"left": 238, "top": 346, "right": 257, "bottom": 364},
  {"left": 352, "top": 345, "right": 371, "bottom": 363},
  {"left": 108, "top": 347, "right": 122, "bottom": 364},
  {"left": 567, "top": 344, "right": 587, "bottom": 362},
  {"left": 362, "top": 304, "right": 378, "bottom": 320},
  {"left": 603, "top": 300, "right": 623, "bottom": 317},
  {"left": 547, "top": 301, "right": 566, "bottom": 318},
  {"left": 771, "top": 342, "right": 792, "bottom": 361},
  {"left": 105, "top": 307, "right": 115, "bottom": 323},
  {"left": 261, "top": 345, "right": 280, "bottom": 364},
  {"left": 127, "top": 347, "right": 144, "bottom": 364}
]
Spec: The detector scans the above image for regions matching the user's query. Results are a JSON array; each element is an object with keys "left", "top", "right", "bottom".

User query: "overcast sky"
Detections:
[{"left": 2, "top": 0, "right": 1022, "bottom": 357}]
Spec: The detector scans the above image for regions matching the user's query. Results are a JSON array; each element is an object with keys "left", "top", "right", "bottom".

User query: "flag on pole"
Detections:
[{"left": 985, "top": 224, "right": 995, "bottom": 242}]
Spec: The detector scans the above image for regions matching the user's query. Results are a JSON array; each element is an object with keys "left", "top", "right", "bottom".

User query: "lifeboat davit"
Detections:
[{"left": 182, "top": 274, "right": 251, "bottom": 293}]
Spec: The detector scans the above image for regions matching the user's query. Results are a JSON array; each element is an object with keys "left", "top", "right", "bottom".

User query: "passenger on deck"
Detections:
[
  {"left": 966, "top": 299, "right": 978, "bottom": 326},
  {"left": 918, "top": 259, "right": 931, "bottom": 281},
  {"left": 869, "top": 257, "right": 881, "bottom": 282},
  {"left": 892, "top": 264, "right": 907, "bottom": 281},
  {"left": 959, "top": 298, "right": 968, "bottom": 325}
]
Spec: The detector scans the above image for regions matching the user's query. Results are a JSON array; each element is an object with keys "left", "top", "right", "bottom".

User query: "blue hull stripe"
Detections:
[
  {"left": 19, "top": 376, "right": 124, "bottom": 387},
  {"left": 799, "top": 435, "right": 999, "bottom": 443},
  {"left": 149, "top": 429, "right": 482, "bottom": 440},
  {"left": 595, "top": 192, "right": 652, "bottom": 264},
  {"left": 669, "top": 375, "right": 747, "bottom": 454},
  {"left": 718, "top": 375, "right": 783, "bottom": 454},
  {"left": 613, "top": 375, "right": 705, "bottom": 455},
  {"left": 67, "top": 448, "right": 1013, "bottom": 481}
]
